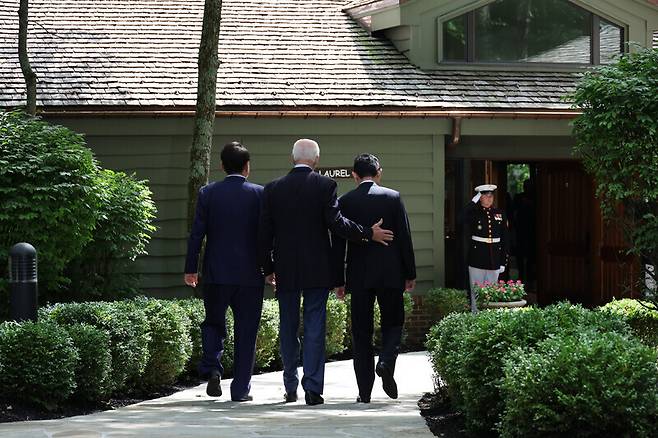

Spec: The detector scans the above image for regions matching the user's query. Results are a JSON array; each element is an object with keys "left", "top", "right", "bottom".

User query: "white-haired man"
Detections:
[{"left": 259, "top": 139, "right": 394, "bottom": 405}]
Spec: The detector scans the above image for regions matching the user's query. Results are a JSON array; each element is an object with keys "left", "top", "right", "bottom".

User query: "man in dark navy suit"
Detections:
[
  {"left": 184, "top": 142, "right": 264, "bottom": 402},
  {"left": 333, "top": 154, "right": 416, "bottom": 403},
  {"left": 259, "top": 139, "right": 394, "bottom": 406}
]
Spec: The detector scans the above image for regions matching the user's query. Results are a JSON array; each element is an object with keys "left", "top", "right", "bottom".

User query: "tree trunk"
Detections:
[
  {"left": 187, "top": 0, "right": 222, "bottom": 231},
  {"left": 18, "top": 0, "right": 37, "bottom": 116}
]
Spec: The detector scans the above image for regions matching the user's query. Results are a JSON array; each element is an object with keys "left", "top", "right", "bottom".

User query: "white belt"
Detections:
[{"left": 472, "top": 236, "right": 500, "bottom": 243}]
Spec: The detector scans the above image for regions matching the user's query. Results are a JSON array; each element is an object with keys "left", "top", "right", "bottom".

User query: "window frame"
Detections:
[{"left": 437, "top": 0, "right": 626, "bottom": 68}]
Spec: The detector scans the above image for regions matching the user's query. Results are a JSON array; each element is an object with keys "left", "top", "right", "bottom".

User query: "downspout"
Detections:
[{"left": 449, "top": 116, "right": 462, "bottom": 148}]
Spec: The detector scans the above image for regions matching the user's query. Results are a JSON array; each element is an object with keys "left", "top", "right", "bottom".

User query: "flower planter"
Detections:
[{"left": 482, "top": 299, "right": 527, "bottom": 309}]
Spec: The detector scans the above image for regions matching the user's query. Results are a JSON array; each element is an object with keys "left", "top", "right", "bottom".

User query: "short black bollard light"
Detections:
[{"left": 8, "top": 242, "right": 38, "bottom": 322}]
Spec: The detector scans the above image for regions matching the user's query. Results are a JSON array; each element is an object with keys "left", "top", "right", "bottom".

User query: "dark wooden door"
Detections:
[{"left": 536, "top": 162, "right": 594, "bottom": 305}]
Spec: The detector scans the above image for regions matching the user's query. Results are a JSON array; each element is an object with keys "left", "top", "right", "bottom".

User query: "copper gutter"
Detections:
[{"left": 40, "top": 109, "right": 581, "bottom": 120}]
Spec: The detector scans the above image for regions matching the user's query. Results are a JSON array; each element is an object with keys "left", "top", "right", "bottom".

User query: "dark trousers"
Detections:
[
  {"left": 199, "top": 283, "right": 264, "bottom": 399},
  {"left": 350, "top": 288, "right": 405, "bottom": 399},
  {"left": 277, "top": 287, "right": 329, "bottom": 395}
]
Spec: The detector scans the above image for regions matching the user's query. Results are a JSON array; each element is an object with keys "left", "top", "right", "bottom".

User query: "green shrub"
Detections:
[
  {"left": 140, "top": 298, "right": 192, "bottom": 389},
  {"left": 501, "top": 331, "right": 658, "bottom": 438},
  {"left": 600, "top": 298, "right": 658, "bottom": 348},
  {"left": 426, "top": 303, "right": 631, "bottom": 435},
  {"left": 221, "top": 308, "right": 235, "bottom": 376},
  {"left": 425, "top": 288, "right": 469, "bottom": 323},
  {"left": 176, "top": 298, "right": 205, "bottom": 375},
  {"left": 41, "top": 301, "right": 150, "bottom": 393},
  {"left": 66, "top": 323, "right": 112, "bottom": 402},
  {"left": 0, "top": 110, "right": 98, "bottom": 304},
  {"left": 256, "top": 299, "right": 279, "bottom": 369},
  {"left": 66, "top": 169, "right": 156, "bottom": 301},
  {"left": 0, "top": 321, "right": 78, "bottom": 410},
  {"left": 325, "top": 295, "right": 348, "bottom": 357}
]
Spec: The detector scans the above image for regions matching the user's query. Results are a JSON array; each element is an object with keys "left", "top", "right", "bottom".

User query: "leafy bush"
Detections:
[
  {"left": 140, "top": 299, "right": 192, "bottom": 390},
  {"left": 571, "top": 48, "right": 658, "bottom": 303},
  {"left": 256, "top": 299, "right": 279, "bottom": 369},
  {"left": 501, "top": 331, "right": 658, "bottom": 438},
  {"left": 66, "top": 323, "right": 112, "bottom": 402},
  {"left": 0, "top": 321, "right": 78, "bottom": 410},
  {"left": 66, "top": 169, "right": 156, "bottom": 301},
  {"left": 221, "top": 308, "right": 236, "bottom": 376},
  {"left": 176, "top": 298, "right": 205, "bottom": 375},
  {"left": 426, "top": 303, "right": 631, "bottom": 435},
  {"left": 0, "top": 110, "right": 98, "bottom": 304},
  {"left": 325, "top": 295, "right": 348, "bottom": 357},
  {"left": 41, "top": 301, "right": 150, "bottom": 393},
  {"left": 424, "top": 288, "right": 469, "bottom": 323},
  {"left": 600, "top": 298, "right": 658, "bottom": 348}
]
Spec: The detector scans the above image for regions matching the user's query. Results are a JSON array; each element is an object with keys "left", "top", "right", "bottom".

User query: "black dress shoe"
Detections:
[
  {"left": 376, "top": 362, "right": 398, "bottom": 399},
  {"left": 305, "top": 391, "right": 324, "bottom": 406},
  {"left": 284, "top": 391, "right": 298, "bottom": 403},
  {"left": 232, "top": 394, "right": 253, "bottom": 402},
  {"left": 206, "top": 370, "right": 222, "bottom": 397},
  {"left": 356, "top": 395, "right": 370, "bottom": 403}
]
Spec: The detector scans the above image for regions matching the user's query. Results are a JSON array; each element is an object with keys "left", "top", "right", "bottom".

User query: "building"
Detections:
[{"left": 1, "top": 0, "right": 657, "bottom": 316}]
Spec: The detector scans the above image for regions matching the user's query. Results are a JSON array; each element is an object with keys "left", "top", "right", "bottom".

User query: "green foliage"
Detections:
[
  {"left": 0, "top": 321, "right": 78, "bottom": 410},
  {"left": 41, "top": 301, "right": 150, "bottom": 393},
  {"left": 222, "top": 308, "right": 235, "bottom": 375},
  {"left": 570, "top": 48, "right": 658, "bottom": 301},
  {"left": 65, "top": 323, "right": 112, "bottom": 402},
  {"left": 600, "top": 298, "right": 658, "bottom": 348},
  {"left": 325, "top": 295, "right": 348, "bottom": 357},
  {"left": 139, "top": 299, "right": 192, "bottom": 390},
  {"left": 501, "top": 331, "right": 658, "bottom": 438},
  {"left": 425, "top": 288, "right": 469, "bottom": 322},
  {"left": 0, "top": 110, "right": 98, "bottom": 302},
  {"left": 66, "top": 169, "right": 157, "bottom": 301},
  {"left": 425, "top": 303, "right": 631, "bottom": 435},
  {"left": 176, "top": 298, "right": 205, "bottom": 375},
  {"left": 255, "top": 299, "right": 279, "bottom": 368}
]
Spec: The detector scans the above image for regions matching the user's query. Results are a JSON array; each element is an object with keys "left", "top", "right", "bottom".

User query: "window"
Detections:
[{"left": 442, "top": 0, "right": 624, "bottom": 65}]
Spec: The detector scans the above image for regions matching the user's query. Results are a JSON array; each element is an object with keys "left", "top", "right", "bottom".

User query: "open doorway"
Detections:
[{"left": 444, "top": 158, "right": 640, "bottom": 307}]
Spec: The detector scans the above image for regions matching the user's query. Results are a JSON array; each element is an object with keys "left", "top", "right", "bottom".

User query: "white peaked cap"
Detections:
[{"left": 474, "top": 184, "right": 497, "bottom": 193}]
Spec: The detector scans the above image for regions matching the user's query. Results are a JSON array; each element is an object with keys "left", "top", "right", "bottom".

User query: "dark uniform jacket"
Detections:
[
  {"left": 461, "top": 201, "right": 509, "bottom": 270},
  {"left": 331, "top": 181, "right": 416, "bottom": 292},
  {"left": 258, "top": 166, "right": 373, "bottom": 291}
]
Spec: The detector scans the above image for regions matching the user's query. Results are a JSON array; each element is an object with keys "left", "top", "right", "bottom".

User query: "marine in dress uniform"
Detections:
[{"left": 461, "top": 184, "right": 509, "bottom": 312}]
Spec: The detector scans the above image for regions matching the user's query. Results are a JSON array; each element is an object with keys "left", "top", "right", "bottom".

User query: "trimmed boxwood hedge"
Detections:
[
  {"left": 139, "top": 298, "right": 192, "bottom": 390},
  {"left": 176, "top": 298, "right": 205, "bottom": 375},
  {"left": 599, "top": 298, "right": 658, "bottom": 348},
  {"left": 66, "top": 323, "right": 112, "bottom": 402},
  {"left": 40, "top": 301, "right": 150, "bottom": 393},
  {"left": 426, "top": 303, "right": 633, "bottom": 436},
  {"left": 501, "top": 331, "right": 658, "bottom": 438},
  {"left": 0, "top": 321, "right": 78, "bottom": 410},
  {"left": 256, "top": 299, "right": 279, "bottom": 369}
]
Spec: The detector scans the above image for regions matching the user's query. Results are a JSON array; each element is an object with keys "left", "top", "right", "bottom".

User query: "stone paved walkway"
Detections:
[{"left": 0, "top": 352, "right": 434, "bottom": 438}]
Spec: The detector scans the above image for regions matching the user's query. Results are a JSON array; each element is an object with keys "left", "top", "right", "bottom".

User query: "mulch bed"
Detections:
[
  {"left": 0, "top": 378, "right": 202, "bottom": 423},
  {"left": 418, "top": 389, "right": 467, "bottom": 438}
]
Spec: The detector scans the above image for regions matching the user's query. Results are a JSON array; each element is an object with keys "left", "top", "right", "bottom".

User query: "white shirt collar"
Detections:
[
  {"left": 294, "top": 164, "right": 313, "bottom": 169},
  {"left": 226, "top": 174, "right": 247, "bottom": 179},
  {"left": 359, "top": 179, "right": 376, "bottom": 185}
]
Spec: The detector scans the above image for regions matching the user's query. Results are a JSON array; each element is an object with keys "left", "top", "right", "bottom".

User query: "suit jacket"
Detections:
[
  {"left": 332, "top": 181, "right": 416, "bottom": 292},
  {"left": 258, "top": 166, "right": 373, "bottom": 291},
  {"left": 185, "top": 175, "right": 264, "bottom": 287}
]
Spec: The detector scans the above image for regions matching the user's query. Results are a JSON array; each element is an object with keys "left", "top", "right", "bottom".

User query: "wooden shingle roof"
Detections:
[{"left": 0, "top": 0, "right": 615, "bottom": 111}]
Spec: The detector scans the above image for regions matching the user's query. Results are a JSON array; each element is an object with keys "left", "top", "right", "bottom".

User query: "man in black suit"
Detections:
[
  {"left": 333, "top": 154, "right": 416, "bottom": 403},
  {"left": 259, "top": 139, "right": 394, "bottom": 406},
  {"left": 184, "top": 142, "right": 264, "bottom": 402}
]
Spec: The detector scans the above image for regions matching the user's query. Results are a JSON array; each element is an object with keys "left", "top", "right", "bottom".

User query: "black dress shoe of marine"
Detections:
[
  {"left": 232, "top": 394, "right": 253, "bottom": 402},
  {"left": 206, "top": 369, "right": 222, "bottom": 397},
  {"left": 356, "top": 395, "right": 371, "bottom": 403},
  {"left": 305, "top": 390, "right": 324, "bottom": 406},
  {"left": 284, "top": 391, "right": 298, "bottom": 403},
  {"left": 376, "top": 362, "right": 398, "bottom": 399}
]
